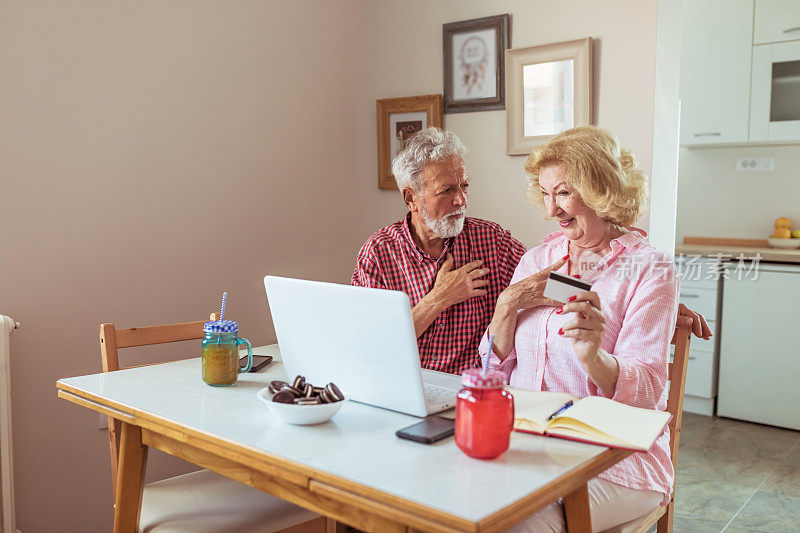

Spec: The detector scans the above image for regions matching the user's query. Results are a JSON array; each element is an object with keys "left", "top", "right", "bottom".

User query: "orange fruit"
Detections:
[
  {"left": 774, "top": 217, "right": 792, "bottom": 229},
  {"left": 772, "top": 228, "right": 792, "bottom": 238}
]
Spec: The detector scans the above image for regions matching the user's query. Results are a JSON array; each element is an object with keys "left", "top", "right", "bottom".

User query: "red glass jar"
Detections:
[{"left": 455, "top": 369, "right": 514, "bottom": 459}]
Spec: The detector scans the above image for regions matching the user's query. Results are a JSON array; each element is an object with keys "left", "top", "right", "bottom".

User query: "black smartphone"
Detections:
[
  {"left": 239, "top": 355, "right": 273, "bottom": 373},
  {"left": 395, "top": 416, "right": 455, "bottom": 444}
]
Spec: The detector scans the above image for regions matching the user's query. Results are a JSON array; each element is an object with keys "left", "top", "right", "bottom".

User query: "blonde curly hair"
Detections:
[{"left": 525, "top": 126, "right": 648, "bottom": 227}]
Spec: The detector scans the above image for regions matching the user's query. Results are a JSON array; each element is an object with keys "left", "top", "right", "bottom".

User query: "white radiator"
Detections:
[{"left": 0, "top": 316, "right": 18, "bottom": 533}]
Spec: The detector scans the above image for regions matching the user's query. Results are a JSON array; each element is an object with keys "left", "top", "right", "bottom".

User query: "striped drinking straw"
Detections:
[
  {"left": 483, "top": 333, "right": 494, "bottom": 374},
  {"left": 216, "top": 292, "right": 228, "bottom": 346}
]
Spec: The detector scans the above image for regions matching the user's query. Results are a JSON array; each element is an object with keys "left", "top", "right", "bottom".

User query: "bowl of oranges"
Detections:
[{"left": 768, "top": 217, "right": 800, "bottom": 249}]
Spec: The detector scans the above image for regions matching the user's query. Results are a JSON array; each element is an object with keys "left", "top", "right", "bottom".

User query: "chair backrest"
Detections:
[
  {"left": 592, "top": 326, "right": 694, "bottom": 533},
  {"left": 666, "top": 324, "right": 692, "bottom": 471},
  {"left": 99, "top": 313, "right": 218, "bottom": 491}
]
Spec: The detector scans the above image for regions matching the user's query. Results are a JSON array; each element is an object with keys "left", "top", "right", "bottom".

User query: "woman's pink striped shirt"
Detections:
[{"left": 480, "top": 229, "right": 678, "bottom": 504}]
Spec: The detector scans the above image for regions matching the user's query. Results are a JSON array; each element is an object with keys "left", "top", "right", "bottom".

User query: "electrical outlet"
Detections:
[
  {"left": 98, "top": 412, "right": 108, "bottom": 430},
  {"left": 737, "top": 157, "right": 774, "bottom": 171}
]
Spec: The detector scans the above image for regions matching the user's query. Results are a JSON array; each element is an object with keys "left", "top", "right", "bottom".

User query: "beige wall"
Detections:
[
  {"left": 354, "top": 0, "right": 658, "bottom": 249},
  {"left": 1, "top": 1, "right": 661, "bottom": 530},
  {"left": 677, "top": 145, "right": 800, "bottom": 242},
  {"left": 0, "top": 1, "right": 359, "bottom": 531}
]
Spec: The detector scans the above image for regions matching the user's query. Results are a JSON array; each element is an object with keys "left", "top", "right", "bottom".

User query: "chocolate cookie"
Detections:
[
  {"left": 292, "top": 375, "right": 306, "bottom": 390},
  {"left": 269, "top": 380, "right": 288, "bottom": 394},
  {"left": 294, "top": 397, "right": 320, "bottom": 405},
  {"left": 325, "top": 383, "right": 344, "bottom": 402},
  {"left": 281, "top": 384, "right": 302, "bottom": 397},
  {"left": 272, "top": 390, "right": 295, "bottom": 404},
  {"left": 319, "top": 389, "right": 333, "bottom": 403}
]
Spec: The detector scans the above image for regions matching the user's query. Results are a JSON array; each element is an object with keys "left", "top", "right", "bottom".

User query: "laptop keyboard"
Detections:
[{"left": 423, "top": 383, "right": 457, "bottom": 408}]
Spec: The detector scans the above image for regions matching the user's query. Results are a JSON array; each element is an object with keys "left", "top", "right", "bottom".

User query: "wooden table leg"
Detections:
[
  {"left": 114, "top": 423, "right": 148, "bottom": 533},
  {"left": 563, "top": 482, "right": 592, "bottom": 533}
]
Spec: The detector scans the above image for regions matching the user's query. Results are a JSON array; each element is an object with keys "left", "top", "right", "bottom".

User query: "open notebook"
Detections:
[{"left": 511, "top": 389, "right": 671, "bottom": 451}]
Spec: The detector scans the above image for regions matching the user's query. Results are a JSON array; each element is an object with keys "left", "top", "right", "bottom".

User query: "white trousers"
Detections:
[{"left": 506, "top": 477, "right": 663, "bottom": 533}]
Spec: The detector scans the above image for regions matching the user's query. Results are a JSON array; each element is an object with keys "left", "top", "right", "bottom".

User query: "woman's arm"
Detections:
[
  {"left": 561, "top": 257, "right": 679, "bottom": 406},
  {"left": 487, "top": 255, "right": 567, "bottom": 358},
  {"left": 607, "top": 269, "right": 678, "bottom": 408},
  {"left": 487, "top": 296, "right": 520, "bottom": 359},
  {"left": 575, "top": 266, "right": 678, "bottom": 407},
  {"left": 558, "top": 291, "right": 620, "bottom": 394}
]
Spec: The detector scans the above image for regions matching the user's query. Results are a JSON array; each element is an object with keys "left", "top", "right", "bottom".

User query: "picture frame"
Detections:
[
  {"left": 376, "top": 94, "right": 442, "bottom": 190},
  {"left": 443, "top": 14, "right": 510, "bottom": 114},
  {"left": 505, "top": 38, "right": 593, "bottom": 156}
]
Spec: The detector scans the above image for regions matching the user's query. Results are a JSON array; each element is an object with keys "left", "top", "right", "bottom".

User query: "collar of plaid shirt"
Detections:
[
  {"left": 352, "top": 214, "right": 525, "bottom": 374},
  {"left": 401, "top": 212, "right": 456, "bottom": 262},
  {"left": 396, "top": 213, "right": 524, "bottom": 374}
]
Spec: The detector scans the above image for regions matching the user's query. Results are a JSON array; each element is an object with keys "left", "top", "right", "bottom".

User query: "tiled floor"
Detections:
[{"left": 674, "top": 412, "right": 800, "bottom": 532}]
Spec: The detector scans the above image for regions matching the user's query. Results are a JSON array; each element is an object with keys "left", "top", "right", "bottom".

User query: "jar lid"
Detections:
[
  {"left": 203, "top": 320, "right": 238, "bottom": 333},
  {"left": 461, "top": 368, "right": 505, "bottom": 389}
]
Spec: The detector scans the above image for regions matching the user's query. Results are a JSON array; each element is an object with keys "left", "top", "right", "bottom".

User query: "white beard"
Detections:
[{"left": 419, "top": 202, "right": 466, "bottom": 238}]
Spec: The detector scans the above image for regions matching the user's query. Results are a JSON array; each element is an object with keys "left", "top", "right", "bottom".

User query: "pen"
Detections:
[{"left": 547, "top": 400, "right": 574, "bottom": 420}]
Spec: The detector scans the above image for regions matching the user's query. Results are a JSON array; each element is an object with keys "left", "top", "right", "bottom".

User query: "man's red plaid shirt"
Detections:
[{"left": 351, "top": 214, "right": 526, "bottom": 374}]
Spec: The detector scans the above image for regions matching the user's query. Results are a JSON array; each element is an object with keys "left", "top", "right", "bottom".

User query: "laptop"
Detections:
[{"left": 263, "top": 275, "right": 460, "bottom": 417}]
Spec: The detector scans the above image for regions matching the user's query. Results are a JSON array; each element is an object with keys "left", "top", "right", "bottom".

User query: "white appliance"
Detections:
[
  {"left": 751, "top": 40, "right": 800, "bottom": 141},
  {"left": 717, "top": 263, "right": 800, "bottom": 429},
  {"left": 263, "top": 276, "right": 459, "bottom": 417},
  {"left": 751, "top": 0, "right": 800, "bottom": 144}
]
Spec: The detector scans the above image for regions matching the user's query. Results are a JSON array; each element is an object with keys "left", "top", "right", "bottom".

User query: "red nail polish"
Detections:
[
  {"left": 558, "top": 328, "right": 563, "bottom": 335},
  {"left": 562, "top": 254, "right": 569, "bottom": 261},
  {"left": 568, "top": 295, "right": 577, "bottom": 302},
  {"left": 556, "top": 307, "right": 563, "bottom": 314},
  {"left": 574, "top": 274, "right": 581, "bottom": 279}
]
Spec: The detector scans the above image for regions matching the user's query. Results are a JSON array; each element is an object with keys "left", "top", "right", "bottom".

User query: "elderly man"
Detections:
[
  {"left": 352, "top": 128, "right": 526, "bottom": 374},
  {"left": 352, "top": 128, "right": 711, "bottom": 375}
]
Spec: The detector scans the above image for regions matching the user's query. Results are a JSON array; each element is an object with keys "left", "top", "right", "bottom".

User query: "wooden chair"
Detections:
[
  {"left": 599, "top": 324, "right": 692, "bottom": 533},
  {"left": 100, "top": 315, "right": 331, "bottom": 533}
]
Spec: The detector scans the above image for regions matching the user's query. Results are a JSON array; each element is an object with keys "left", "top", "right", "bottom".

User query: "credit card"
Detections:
[{"left": 543, "top": 271, "right": 592, "bottom": 303}]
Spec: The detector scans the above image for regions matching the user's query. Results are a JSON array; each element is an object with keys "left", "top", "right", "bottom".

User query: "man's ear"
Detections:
[{"left": 402, "top": 187, "right": 419, "bottom": 212}]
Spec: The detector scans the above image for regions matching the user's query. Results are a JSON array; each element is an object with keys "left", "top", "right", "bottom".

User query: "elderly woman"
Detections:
[{"left": 483, "top": 126, "right": 683, "bottom": 532}]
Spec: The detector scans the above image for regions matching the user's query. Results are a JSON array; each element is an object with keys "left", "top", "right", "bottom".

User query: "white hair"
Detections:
[
  {"left": 419, "top": 202, "right": 466, "bottom": 238},
  {"left": 391, "top": 127, "right": 467, "bottom": 193}
]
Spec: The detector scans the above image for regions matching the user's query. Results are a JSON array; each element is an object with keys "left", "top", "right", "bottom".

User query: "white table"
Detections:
[{"left": 57, "top": 345, "right": 630, "bottom": 532}]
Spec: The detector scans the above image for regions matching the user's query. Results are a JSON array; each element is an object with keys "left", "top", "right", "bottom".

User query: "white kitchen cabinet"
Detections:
[
  {"left": 674, "top": 257, "right": 721, "bottom": 414},
  {"left": 680, "top": 0, "right": 754, "bottom": 146},
  {"left": 678, "top": 286, "right": 718, "bottom": 321},
  {"left": 684, "top": 351, "right": 715, "bottom": 398},
  {"left": 749, "top": 1, "right": 800, "bottom": 141},
  {"left": 717, "top": 264, "right": 800, "bottom": 430},
  {"left": 754, "top": 0, "right": 800, "bottom": 45},
  {"left": 749, "top": 40, "right": 800, "bottom": 141}
]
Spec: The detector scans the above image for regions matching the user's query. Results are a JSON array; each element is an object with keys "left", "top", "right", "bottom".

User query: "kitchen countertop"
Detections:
[{"left": 676, "top": 243, "right": 800, "bottom": 264}]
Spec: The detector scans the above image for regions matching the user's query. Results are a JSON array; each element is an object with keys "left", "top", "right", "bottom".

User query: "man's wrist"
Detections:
[{"left": 424, "top": 288, "right": 449, "bottom": 314}]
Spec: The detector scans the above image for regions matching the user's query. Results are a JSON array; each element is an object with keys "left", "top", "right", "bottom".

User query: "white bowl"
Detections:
[
  {"left": 767, "top": 237, "right": 800, "bottom": 249},
  {"left": 257, "top": 387, "right": 348, "bottom": 425}
]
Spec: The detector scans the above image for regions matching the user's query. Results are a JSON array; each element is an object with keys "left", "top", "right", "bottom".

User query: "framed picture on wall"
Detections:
[
  {"left": 505, "top": 38, "right": 593, "bottom": 155},
  {"left": 443, "top": 14, "right": 510, "bottom": 114},
  {"left": 376, "top": 94, "right": 442, "bottom": 190}
]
